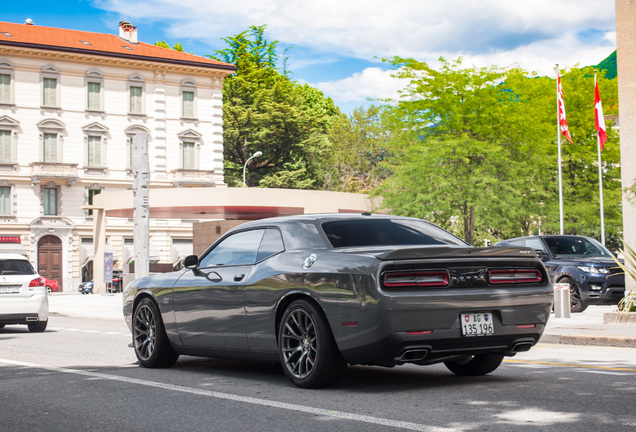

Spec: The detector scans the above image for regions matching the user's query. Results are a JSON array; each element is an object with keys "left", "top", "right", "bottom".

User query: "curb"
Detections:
[{"left": 540, "top": 333, "right": 636, "bottom": 348}]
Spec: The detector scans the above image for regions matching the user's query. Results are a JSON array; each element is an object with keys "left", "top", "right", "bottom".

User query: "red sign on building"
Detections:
[{"left": 0, "top": 236, "right": 21, "bottom": 244}]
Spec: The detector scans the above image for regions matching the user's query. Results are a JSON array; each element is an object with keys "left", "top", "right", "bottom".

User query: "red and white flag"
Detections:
[
  {"left": 595, "top": 76, "right": 607, "bottom": 150},
  {"left": 557, "top": 73, "right": 573, "bottom": 144}
]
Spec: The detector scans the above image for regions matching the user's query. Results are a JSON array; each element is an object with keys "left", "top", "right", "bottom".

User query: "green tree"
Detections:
[
  {"left": 325, "top": 105, "right": 392, "bottom": 193},
  {"left": 375, "top": 57, "right": 621, "bottom": 246},
  {"left": 211, "top": 25, "right": 338, "bottom": 188},
  {"left": 154, "top": 41, "right": 185, "bottom": 52}
]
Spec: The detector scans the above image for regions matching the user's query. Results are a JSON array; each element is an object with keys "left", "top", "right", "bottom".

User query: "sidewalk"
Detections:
[{"left": 47, "top": 293, "right": 636, "bottom": 348}]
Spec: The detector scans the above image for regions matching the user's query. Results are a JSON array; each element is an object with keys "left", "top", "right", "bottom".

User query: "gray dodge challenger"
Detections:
[{"left": 123, "top": 213, "right": 553, "bottom": 388}]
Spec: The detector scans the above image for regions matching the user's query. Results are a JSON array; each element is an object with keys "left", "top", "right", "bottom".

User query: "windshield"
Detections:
[
  {"left": 321, "top": 219, "right": 466, "bottom": 248},
  {"left": 543, "top": 237, "right": 613, "bottom": 259}
]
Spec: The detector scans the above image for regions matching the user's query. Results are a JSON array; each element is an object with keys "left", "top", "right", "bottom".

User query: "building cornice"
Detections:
[{"left": 0, "top": 43, "right": 235, "bottom": 77}]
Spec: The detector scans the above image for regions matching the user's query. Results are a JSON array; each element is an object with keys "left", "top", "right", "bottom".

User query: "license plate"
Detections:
[
  {"left": 461, "top": 312, "right": 494, "bottom": 337},
  {"left": 0, "top": 285, "right": 21, "bottom": 294}
]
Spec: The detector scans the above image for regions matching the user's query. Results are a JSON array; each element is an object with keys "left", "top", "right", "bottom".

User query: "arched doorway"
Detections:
[{"left": 38, "top": 235, "right": 63, "bottom": 290}]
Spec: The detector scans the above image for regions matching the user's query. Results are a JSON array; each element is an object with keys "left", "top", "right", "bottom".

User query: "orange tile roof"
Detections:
[{"left": 0, "top": 20, "right": 234, "bottom": 72}]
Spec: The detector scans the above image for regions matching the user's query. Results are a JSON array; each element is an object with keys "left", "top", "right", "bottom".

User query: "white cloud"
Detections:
[
  {"left": 95, "top": 0, "right": 617, "bottom": 111},
  {"left": 311, "top": 67, "right": 405, "bottom": 104}
]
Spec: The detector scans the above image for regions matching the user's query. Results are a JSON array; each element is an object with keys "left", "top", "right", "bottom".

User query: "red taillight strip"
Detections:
[
  {"left": 488, "top": 269, "right": 542, "bottom": 284},
  {"left": 406, "top": 330, "right": 433, "bottom": 335},
  {"left": 29, "top": 277, "right": 45, "bottom": 287},
  {"left": 383, "top": 271, "right": 449, "bottom": 288}
]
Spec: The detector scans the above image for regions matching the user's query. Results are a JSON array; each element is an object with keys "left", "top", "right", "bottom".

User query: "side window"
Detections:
[
  {"left": 256, "top": 228, "right": 285, "bottom": 262},
  {"left": 199, "top": 229, "right": 265, "bottom": 267},
  {"left": 524, "top": 238, "right": 546, "bottom": 252}
]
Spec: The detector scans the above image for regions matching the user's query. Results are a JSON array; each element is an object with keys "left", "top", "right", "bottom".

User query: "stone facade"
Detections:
[{"left": 0, "top": 21, "right": 233, "bottom": 291}]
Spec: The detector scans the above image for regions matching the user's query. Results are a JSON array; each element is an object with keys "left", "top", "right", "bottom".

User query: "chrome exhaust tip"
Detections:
[{"left": 395, "top": 349, "right": 429, "bottom": 362}]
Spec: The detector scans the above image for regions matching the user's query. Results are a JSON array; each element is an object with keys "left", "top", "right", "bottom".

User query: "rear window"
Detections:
[
  {"left": 0, "top": 259, "right": 36, "bottom": 275},
  {"left": 321, "top": 219, "right": 466, "bottom": 248}
]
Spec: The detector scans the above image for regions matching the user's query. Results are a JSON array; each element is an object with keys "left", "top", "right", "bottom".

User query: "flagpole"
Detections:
[
  {"left": 595, "top": 71, "right": 606, "bottom": 245},
  {"left": 556, "top": 65, "right": 565, "bottom": 234}
]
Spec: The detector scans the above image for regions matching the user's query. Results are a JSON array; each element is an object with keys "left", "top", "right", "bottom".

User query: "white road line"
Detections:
[
  {"left": 577, "top": 370, "right": 631, "bottom": 376},
  {"left": 48, "top": 327, "right": 128, "bottom": 336},
  {"left": 0, "top": 358, "right": 457, "bottom": 432}
]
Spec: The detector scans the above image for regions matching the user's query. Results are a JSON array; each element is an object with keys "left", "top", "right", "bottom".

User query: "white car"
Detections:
[{"left": 0, "top": 253, "right": 49, "bottom": 332}]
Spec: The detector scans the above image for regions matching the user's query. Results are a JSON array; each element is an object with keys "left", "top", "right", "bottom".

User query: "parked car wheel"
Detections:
[
  {"left": 562, "top": 277, "right": 588, "bottom": 313},
  {"left": 132, "top": 298, "right": 178, "bottom": 368},
  {"left": 27, "top": 320, "right": 48, "bottom": 333},
  {"left": 444, "top": 353, "right": 504, "bottom": 376},
  {"left": 278, "top": 299, "right": 346, "bottom": 388}
]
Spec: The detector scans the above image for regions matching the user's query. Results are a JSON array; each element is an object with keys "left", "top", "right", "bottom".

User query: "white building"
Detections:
[{"left": 0, "top": 20, "right": 234, "bottom": 290}]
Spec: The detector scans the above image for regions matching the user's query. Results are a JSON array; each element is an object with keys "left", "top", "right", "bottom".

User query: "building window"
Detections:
[
  {"left": 87, "top": 82, "right": 101, "bottom": 111},
  {"left": 182, "top": 141, "right": 195, "bottom": 169},
  {"left": 181, "top": 79, "right": 197, "bottom": 119},
  {"left": 87, "top": 136, "right": 102, "bottom": 166},
  {"left": 182, "top": 91, "right": 194, "bottom": 118},
  {"left": 0, "top": 73, "right": 10, "bottom": 104},
  {"left": 0, "top": 130, "right": 11, "bottom": 163},
  {"left": 43, "top": 133, "right": 58, "bottom": 163},
  {"left": 0, "top": 186, "right": 10, "bottom": 214},
  {"left": 177, "top": 129, "right": 202, "bottom": 170},
  {"left": 129, "top": 85, "right": 143, "bottom": 114},
  {"left": 43, "top": 187, "right": 58, "bottom": 216},
  {"left": 87, "top": 188, "right": 101, "bottom": 216},
  {"left": 43, "top": 77, "right": 57, "bottom": 107}
]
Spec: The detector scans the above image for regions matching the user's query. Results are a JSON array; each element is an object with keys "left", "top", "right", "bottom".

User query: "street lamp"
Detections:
[{"left": 243, "top": 151, "right": 263, "bottom": 187}]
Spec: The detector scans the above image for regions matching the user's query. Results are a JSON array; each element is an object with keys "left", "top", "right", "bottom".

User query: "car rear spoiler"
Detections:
[{"left": 376, "top": 246, "right": 538, "bottom": 261}]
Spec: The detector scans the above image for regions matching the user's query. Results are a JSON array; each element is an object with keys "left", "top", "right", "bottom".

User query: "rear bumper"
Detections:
[
  {"left": 331, "top": 287, "right": 553, "bottom": 366},
  {"left": 0, "top": 292, "right": 49, "bottom": 324}
]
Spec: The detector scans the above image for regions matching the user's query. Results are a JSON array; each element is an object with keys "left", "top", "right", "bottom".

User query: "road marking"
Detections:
[
  {"left": 48, "top": 327, "right": 128, "bottom": 336},
  {"left": 0, "top": 358, "right": 456, "bottom": 432},
  {"left": 577, "top": 370, "right": 631, "bottom": 376},
  {"left": 505, "top": 359, "right": 636, "bottom": 373}
]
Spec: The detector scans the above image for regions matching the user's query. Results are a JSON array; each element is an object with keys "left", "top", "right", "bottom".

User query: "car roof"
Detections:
[
  {"left": 0, "top": 253, "right": 29, "bottom": 260},
  {"left": 236, "top": 213, "right": 428, "bottom": 228}
]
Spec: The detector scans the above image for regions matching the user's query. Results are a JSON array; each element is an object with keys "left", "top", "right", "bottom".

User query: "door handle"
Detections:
[{"left": 234, "top": 274, "right": 245, "bottom": 282}]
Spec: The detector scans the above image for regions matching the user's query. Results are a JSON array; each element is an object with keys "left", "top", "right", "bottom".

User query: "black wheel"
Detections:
[
  {"left": 132, "top": 298, "right": 178, "bottom": 368},
  {"left": 444, "top": 353, "right": 504, "bottom": 376},
  {"left": 562, "top": 277, "right": 587, "bottom": 313},
  {"left": 278, "top": 299, "right": 346, "bottom": 388},
  {"left": 0, "top": 324, "right": 5, "bottom": 329},
  {"left": 28, "top": 320, "right": 48, "bottom": 333}
]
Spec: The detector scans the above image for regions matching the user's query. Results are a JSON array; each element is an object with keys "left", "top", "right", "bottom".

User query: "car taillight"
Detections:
[
  {"left": 383, "top": 271, "right": 450, "bottom": 288},
  {"left": 29, "top": 277, "right": 45, "bottom": 287},
  {"left": 488, "top": 269, "right": 542, "bottom": 284}
]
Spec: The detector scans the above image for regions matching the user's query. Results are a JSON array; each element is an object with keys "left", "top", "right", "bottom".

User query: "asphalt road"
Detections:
[{"left": 1, "top": 315, "right": 635, "bottom": 432}]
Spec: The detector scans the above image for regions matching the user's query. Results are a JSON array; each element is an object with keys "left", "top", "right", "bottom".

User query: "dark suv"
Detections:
[{"left": 495, "top": 235, "right": 624, "bottom": 312}]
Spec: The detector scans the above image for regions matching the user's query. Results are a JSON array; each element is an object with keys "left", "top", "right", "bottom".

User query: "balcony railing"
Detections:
[
  {"left": 171, "top": 169, "right": 215, "bottom": 187},
  {"left": 30, "top": 162, "right": 79, "bottom": 186}
]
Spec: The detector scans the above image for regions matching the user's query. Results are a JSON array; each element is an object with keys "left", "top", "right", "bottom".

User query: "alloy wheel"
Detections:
[{"left": 281, "top": 308, "right": 317, "bottom": 379}]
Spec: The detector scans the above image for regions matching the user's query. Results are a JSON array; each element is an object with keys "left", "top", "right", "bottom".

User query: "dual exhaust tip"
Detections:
[{"left": 395, "top": 340, "right": 534, "bottom": 363}]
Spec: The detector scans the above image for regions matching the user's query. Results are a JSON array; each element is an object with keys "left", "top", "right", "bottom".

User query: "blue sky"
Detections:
[{"left": 4, "top": 0, "right": 617, "bottom": 114}]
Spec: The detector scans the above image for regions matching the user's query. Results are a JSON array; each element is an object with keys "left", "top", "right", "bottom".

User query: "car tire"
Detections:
[
  {"left": 562, "top": 277, "right": 588, "bottom": 313},
  {"left": 278, "top": 299, "right": 346, "bottom": 388},
  {"left": 28, "top": 320, "right": 48, "bottom": 333},
  {"left": 132, "top": 297, "right": 179, "bottom": 368},
  {"left": 444, "top": 353, "right": 504, "bottom": 376}
]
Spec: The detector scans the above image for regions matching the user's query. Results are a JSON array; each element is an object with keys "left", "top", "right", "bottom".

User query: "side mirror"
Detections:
[
  {"left": 535, "top": 250, "right": 549, "bottom": 262},
  {"left": 183, "top": 255, "right": 199, "bottom": 269}
]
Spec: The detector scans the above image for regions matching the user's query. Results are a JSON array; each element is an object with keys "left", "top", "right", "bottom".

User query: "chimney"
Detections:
[{"left": 119, "top": 21, "right": 138, "bottom": 44}]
